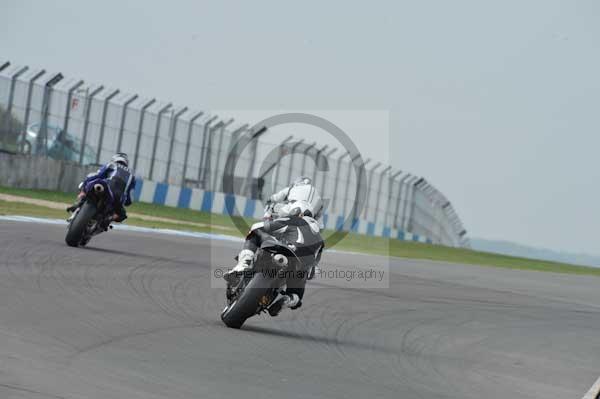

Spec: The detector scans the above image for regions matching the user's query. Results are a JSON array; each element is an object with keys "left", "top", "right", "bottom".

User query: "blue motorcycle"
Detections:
[{"left": 65, "top": 179, "right": 116, "bottom": 247}]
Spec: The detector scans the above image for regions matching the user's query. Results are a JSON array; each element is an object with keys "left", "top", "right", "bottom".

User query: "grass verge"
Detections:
[
  {"left": 0, "top": 200, "right": 234, "bottom": 235},
  {"left": 1, "top": 186, "right": 598, "bottom": 276},
  {"left": 0, "top": 186, "right": 248, "bottom": 230}
]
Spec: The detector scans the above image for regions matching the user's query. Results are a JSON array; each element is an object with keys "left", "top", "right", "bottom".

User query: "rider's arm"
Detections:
[
  {"left": 82, "top": 164, "right": 110, "bottom": 186},
  {"left": 269, "top": 187, "right": 289, "bottom": 203}
]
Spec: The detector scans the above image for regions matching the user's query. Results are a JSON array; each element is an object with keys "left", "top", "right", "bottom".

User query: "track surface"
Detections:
[{"left": 0, "top": 220, "right": 599, "bottom": 399}]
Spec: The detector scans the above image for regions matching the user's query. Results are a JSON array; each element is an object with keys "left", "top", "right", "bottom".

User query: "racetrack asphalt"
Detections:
[{"left": 0, "top": 220, "right": 599, "bottom": 399}]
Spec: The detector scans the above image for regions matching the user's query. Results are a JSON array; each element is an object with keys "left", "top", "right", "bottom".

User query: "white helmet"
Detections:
[
  {"left": 287, "top": 177, "right": 323, "bottom": 220},
  {"left": 293, "top": 176, "right": 312, "bottom": 186},
  {"left": 111, "top": 152, "right": 129, "bottom": 167}
]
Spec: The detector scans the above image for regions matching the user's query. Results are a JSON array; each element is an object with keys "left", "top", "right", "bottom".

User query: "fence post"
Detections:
[
  {"left": 78, "top": 85, "right": 103, "bottom": 164},
  {"left": 345, "top": 155, "right": 367, "bottom": 219},
  {"left": 164, "top": 106, "right": 188, "bottom": 183},
  {"left": 228, "top": 124, "right": 249, "bottom": 154},
  {"left": 211, "top": 118, "right": 234, "bottom": 192},
  {"left": 243, "top": 126, "right": 267, "bottom": 197},
  {"left": 40, "top": 73, "right": 64, "bottom": 158},
  {"left": 197, "top": 115, "right": 218, "bottom": 187},
  {"left": 402, "top": 177, "right": 415, "bottom": 232},
  {"left": 400, "top": 175, "right": 415, "bottom": 231},
  {"left": 223, "top": 123, "right": 250, "bottom": 186},
  {"left": 21, "top": 69, "right": 46, "bottom": 153},
  {"left": 384, "top": 170, "right": 402, "bottom": 228},
  {"left": 220, "top": 123, "right": 247, "bottom": 192},
  {"left": 272, "top": 135, "right": 293, "bottom": 191},
  {"left": 312, "top": 144, "right": 328, "bottom": 184},
  {"left": 420, "top": 183, "right": 433, "bottom": 239},
  {"left": 258, "top": 135, "right": 294, "bottom": 196},
  {"left": 300, "top": 142, "right": 316, "bottom": 176},
  {"left": 62, "top": 80, "right": 84, "bottom": 138},
  {"left": 148, "top": 103, "right": 172, "bottom": 180},
  {"left": 116, "top": 94, "right": 138, "bottom": 153},
  {"left": 441, "top": 197, "right": 448, "bottom": 245},
  {"left": 286, "top": 139, "right": 305, "bottom": 185},
  {"left": 180, "top": 111, "right": 204, "bottom": 187},
  {"left": 2, "top": 66, "right": 28, "bottom": 150},
  {"left": 394, "top": 173, "right": 411, "bottom": 229},
  {"left": 200, "top": 120, "right": 224, "bottom": 189},
  {"left": 95, "top": 89, "right": 120, "bottom": 164},
  {"left": 406, "top": 177, "right": 424, "bottom": 232},
  {"left": 373, "top": 165, "right": 391, "bottom": 225},
  {"left": 133, "top": 98, "right": 156, "bottom": 172},
  {"left": 319, "top": 147, "right": 337, "bottom": 204},
  {"left": 331, "top": 152, "right": 347, "bottom": 213},
  {"left": 424, "top": 184, "right": 441, "bottom": 242},
  {"left": 385, "top": 170, "right": 402, "bottom": 227},
  {"left": 363, "top": 162, "right": 381, "bottom": 221}
]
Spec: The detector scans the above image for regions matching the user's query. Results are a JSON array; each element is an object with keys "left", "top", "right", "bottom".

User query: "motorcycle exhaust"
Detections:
[
  {"left": 272, "top": 254, "right": 288, "bottom": 267},
  {"left": 93, "top": 184, "right": 104, "bottom": 193}
]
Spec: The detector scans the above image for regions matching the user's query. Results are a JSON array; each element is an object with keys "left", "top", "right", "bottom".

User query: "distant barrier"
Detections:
[
  {"left": 0, "top": 61, "right": 469, "bottom": 247},
  {"left": 133, "top": 177, "right": 433, "bottom": 244},
  {"left": 0, "top": 153, "right": 434, "bottom": 244}
]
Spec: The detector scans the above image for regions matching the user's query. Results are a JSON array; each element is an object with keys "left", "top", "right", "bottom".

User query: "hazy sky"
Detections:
[{"left": 2, "top": 0, "right": 599, "bottom": 255}]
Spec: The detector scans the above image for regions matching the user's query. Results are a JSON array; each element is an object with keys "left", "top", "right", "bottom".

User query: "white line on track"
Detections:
[
  {"left": 582, "top": 376, "right": 600, "bottom": 399},
  {"left": 0, "top": 215, "right": 371, "bottom": 257},
  {"left": 0, "top": 215, "right": 242, "bottom": 243},
  {"left": 0, "top": 215, "right": 435, "bottom": 263}
]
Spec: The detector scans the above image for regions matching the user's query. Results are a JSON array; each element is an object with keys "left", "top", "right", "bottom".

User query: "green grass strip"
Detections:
[{"left": 0, "top": 186, "right": 598, "bottom": 276}]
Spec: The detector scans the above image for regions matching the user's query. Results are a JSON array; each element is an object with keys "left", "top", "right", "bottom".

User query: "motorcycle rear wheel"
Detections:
[
  {"left": 221, "top": 272, "right": 274, "bottom": 329},
  {"left": 65, "top": 202, "right": 96, "bottom": 247}
]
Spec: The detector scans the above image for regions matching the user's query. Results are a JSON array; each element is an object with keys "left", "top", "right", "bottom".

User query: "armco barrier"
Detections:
[{"left": 133, "top": 177, "right": 432, "bottom": 244}]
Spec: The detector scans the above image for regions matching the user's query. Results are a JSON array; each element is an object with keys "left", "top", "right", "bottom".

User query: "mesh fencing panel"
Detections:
[{"left": 0, "top": 71, "right": 467, "bottom": 246}]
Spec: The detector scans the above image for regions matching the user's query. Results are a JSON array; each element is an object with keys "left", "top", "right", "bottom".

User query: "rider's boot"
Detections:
[
  {"left": 268, "top": 293, "right": 300, "bottom": 317},
  {"left": 223, "top": 249, "right": 255, "bottom": 284}
]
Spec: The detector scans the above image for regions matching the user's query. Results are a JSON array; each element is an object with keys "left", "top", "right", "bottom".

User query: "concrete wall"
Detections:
[{"left": 0, "top": 152, "right": 96, "bottom": 192}]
